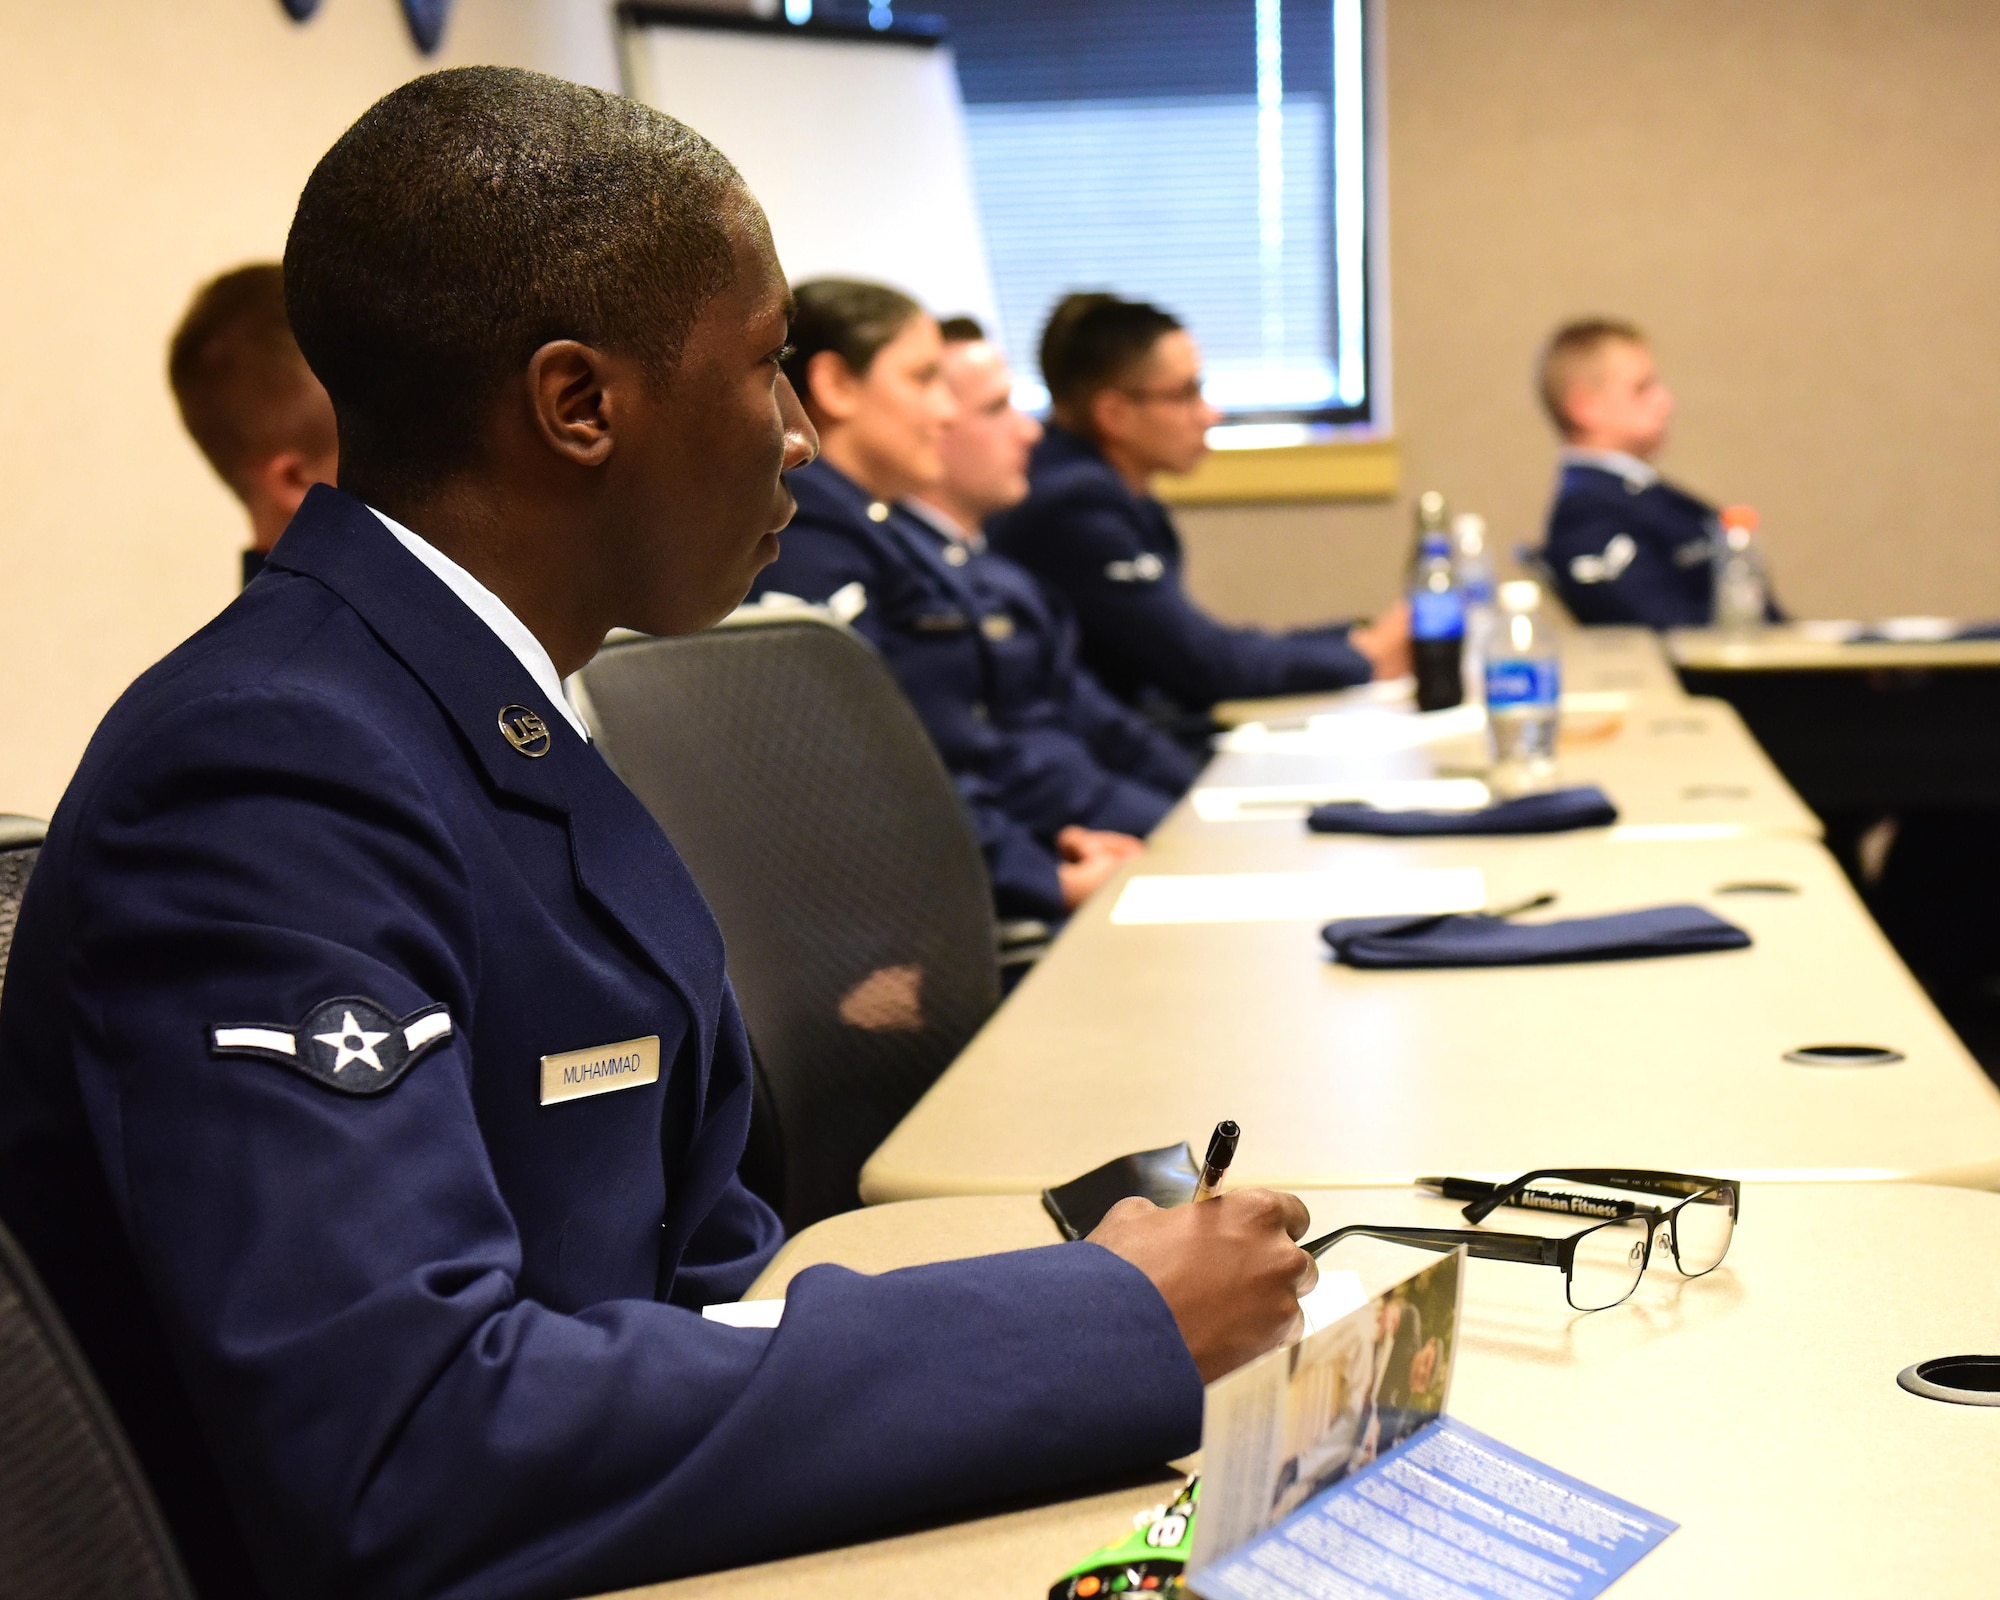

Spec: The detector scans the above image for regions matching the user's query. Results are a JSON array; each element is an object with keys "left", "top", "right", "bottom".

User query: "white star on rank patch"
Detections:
[
  {"left": 210, "top": 996, "right": 453, "bottom": 1096},
  {"left": 312, "top": 1010, "right": 391, "bottom": 1073}
]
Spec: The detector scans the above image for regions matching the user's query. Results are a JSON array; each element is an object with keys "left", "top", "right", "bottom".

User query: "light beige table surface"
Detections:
[
  {"left": 1183, "top": 695, "right": 1819, "bottom": 843},
  {"left": 603, "top": 1184, "right": 2000, "bottom": 1600},
  {"left": 862, "top": 833, "right": 2000, "bottom": 1201},
  {"left": 1553, "top": 624, "right": 1691, "bottom": 700},
  {"left": 1668, "top": 624, "right": 2000, "bottom": 672},
  {"left": 1212, "top": 626, "right": 1690, "bottom": 729}
]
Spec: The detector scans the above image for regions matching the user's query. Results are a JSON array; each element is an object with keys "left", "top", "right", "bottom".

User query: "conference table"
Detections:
[
  {"left": 606, "top": 1183, "right": 2000, "bottom": 1600},
  {"left": 1183, "top": 692, "right": 1820, "bottom": 842},
  {"left": 596, "top": 626, "right": 2000, "bottom": 1600},
  {"left": 862, "top": 828, "right": 2000, "bottom": 1201},
  {"left": 1210, "top": 625, "right": 1692, "bottom": 731},
  {"left": 859, "top": 624, "right": 2000, "bottom": 1202},
  {"left": 1668, "top": 624, "right": 2000, "bottom": 813}
]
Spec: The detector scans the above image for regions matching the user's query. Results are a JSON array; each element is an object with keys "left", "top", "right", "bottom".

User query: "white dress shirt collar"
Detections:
[
  {"left": 903, "top": 497, "right": 987, "bottom": 553},
  {"left": 1560, "top": 447, "right": 1660, "bottom": 492},
  {"left": 369, "top": 507, "right": 590, "bottom": 743}
]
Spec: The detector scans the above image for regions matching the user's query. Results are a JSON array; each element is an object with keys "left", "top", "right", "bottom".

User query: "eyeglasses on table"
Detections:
[
  {"left": 1303, "top": 1168, "right": 1738, "bottom": 1313},
  {"left": 1430, "top": 1167, "right": 1738, "bottom": 1279}
]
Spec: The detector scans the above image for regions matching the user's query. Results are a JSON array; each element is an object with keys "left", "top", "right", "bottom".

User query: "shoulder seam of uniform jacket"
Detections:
[{"left": 53, "top": 593, "right": 356, "bottom": 840}]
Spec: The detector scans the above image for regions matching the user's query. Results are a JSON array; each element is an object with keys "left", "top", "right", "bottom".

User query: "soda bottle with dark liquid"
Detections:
[{"left": 1408, "top": 492, "right": 1465, "bottom": 711}]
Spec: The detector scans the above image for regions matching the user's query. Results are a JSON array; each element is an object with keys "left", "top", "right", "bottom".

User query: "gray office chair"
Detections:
[
  {"left": 580, "top": 614, "right": 1002, "bottom": 1230},
  {"left": 0, "top": 816, "right": 45, "bottom": 1002},
  {"left": 0, "top": 1215, "right": 196, "bottom": 1600}
]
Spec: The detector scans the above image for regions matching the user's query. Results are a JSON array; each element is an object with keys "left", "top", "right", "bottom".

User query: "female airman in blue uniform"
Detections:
[{"left": 750, "top": 281, "right": 1199, "bottom": 922}]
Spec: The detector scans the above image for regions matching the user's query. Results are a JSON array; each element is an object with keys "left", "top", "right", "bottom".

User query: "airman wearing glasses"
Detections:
[{"left": 988, "top": 292, "right": 1411, "bottom": 742}]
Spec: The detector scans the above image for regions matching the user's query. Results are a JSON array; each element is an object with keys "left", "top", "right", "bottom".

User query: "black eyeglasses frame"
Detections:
[
  {"left": 1424, "top": 1168, "right": 1740, "bottom": 1279},
  {"left": 1301, "top": 1215, "right": 1668, "bottom": 1313}
]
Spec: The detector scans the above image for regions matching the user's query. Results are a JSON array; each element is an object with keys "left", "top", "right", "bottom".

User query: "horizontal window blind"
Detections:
[{"left": 871, "top": 0, "right": 1374, "bottom": 424}]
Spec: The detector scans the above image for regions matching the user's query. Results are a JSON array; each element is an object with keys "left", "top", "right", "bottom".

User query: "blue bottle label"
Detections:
[
  {"left": 1485, "top": 658, "right": 1560, "bottom": 708},
  {"left": 1411, "top": 590, "right": 1465, "bottom": 641}
]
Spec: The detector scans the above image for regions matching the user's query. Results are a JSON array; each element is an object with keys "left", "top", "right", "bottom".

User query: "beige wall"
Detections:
[
  {"left": 8, "top": 0, "right": 2000, "bottom": 814},
  {"left": 0, "top": 0, "right": 618, "bottom": 819},
  {"left": 1180, "top": 0, "right": 2000, "bottom": 632}
]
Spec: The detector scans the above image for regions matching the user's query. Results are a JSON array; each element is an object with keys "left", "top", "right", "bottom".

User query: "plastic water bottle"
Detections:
[
  {"left": 1712, "top": 505, "right": 1768, "bottom": 633},
  {"left": 1484, "top": 580, "right": 1561, "bottom": 796},
  {"left": 1410, "top": 529, "right": 1466, "bottom": 712},
  {"left": 1452, "top": 513, "right": 1498, "bottom": 698}
]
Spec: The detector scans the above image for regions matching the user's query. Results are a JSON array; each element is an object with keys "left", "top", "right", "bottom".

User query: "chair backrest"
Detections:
[
  {"left": 0, "top": 1216, "right": 195, "bottom": 1600},
  {"left": 580, "top": 614, "right": 1001, "bottom": 1230},
  {"left": 0, "top": 817, "right": 46, "bottom": 1004}
]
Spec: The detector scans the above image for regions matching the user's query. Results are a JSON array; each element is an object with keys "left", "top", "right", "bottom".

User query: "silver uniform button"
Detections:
[
  {"left": 866, "top": 500, "right": 891, "bottom": 522},
  {"left": 943, "top": 543, "right": 970, "bottom": 566},
  {"left": 981, "top": 614, "right": 1016, "bottom": 642}
]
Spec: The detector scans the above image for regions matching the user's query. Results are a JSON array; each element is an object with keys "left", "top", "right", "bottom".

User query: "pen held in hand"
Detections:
[{"left": 1192, "top": 1119, "right": 1240, "bottom": 1203}]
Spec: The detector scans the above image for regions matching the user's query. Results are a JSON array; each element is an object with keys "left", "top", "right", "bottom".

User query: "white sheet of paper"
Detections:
[
  {"left": 1869, "top": 615, "right": 1958, "bottom": 642},
  {"left": 700, "top": 1277, "right": 1362, "bottom": 1337},
  {"left": 1610, "top": 822, "right": 1755, "bottom": 841},
  {"left": 702, "top": 1298, "right": 785, "bottom": 1328},
  {"left": 1299, "top": 1269, "right": 1368, "bottom": 1336},
  {"left": 1190, "top": 779, "right": 1492, "bottom": 824},
  {"left": 1800, "top": 616, "right": 1958, "bottom": 643},
  {"left": 1559, "top": 689, "right": 1633, "bottom": 713},
  {"left": 1110, "top": 868, "right": 1486, "bottom": 926},
  {"left": 1220, "top": 703, "right": 1487, "bottom": 755}
]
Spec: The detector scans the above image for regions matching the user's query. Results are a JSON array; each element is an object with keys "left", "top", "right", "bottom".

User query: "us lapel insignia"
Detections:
[
  {"left": 209, "top": 996, "right": 454, "bottom": 1096},
  {"left": 498, "top": 703, "right": 552, "bottom": 757}
]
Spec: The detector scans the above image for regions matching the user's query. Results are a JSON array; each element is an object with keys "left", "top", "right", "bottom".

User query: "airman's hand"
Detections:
[
  {"left": 1055, "top": 826, "right": 1143, "bottom": 910},
  {"left": 1088, "top": 1189, "right": 1317, "bottom": 1382},
  {"left": 1351, "top": 600, "right": 1413, "bottom": 682}
]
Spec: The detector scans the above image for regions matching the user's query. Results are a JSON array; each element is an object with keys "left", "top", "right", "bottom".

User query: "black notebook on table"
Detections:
[{"left": 1042, "top": 1141, "right": 1200, "bottom": 1240}]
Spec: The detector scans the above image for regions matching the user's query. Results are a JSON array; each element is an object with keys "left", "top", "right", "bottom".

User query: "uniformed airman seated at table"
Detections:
[
  {"left": 1535, "top": 317, "right": 1783, "bottom": 629},
  {"left": 0, "top": 69, "right": 1318, "bottom": 1600},
  {"left": 168, "top": 261, "right": 338, "bottom": 588},
  {"left": 747, "top": 282, "right": 1198, "bottom": 922},
  {"left": 986, "top": 292, "right": 1411, "bottom": 728}
]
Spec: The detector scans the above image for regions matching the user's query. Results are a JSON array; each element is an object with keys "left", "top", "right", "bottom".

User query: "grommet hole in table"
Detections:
[
  {"left": 1897, "top": 1355, "right": 2000, "bottom": 1406},
  {"left": 1782, "top": 1043, "right": 1905, "bottom": 1066}
]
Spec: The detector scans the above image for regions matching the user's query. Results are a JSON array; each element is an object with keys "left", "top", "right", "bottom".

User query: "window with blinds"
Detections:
[{"left": 872, "top": 0, "right": 1378, "bottom": 429}]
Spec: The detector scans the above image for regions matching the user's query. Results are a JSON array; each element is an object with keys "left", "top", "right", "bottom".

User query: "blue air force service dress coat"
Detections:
[
  {"left": 748, "top": 459, "right": 1200, "bottom": 921},
  {"left": 986, "top": 426, "right": 1374, "bottom": 714},
  {"left": 1540, "top": 459, "right": 1783, "bottom": 629},
  {"left": 0, "top": 488, "right": 1203, "bottom": 1600}
]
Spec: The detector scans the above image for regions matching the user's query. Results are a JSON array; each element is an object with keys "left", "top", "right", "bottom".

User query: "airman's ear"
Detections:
[
  {"left": 1087, "top": 383, "right": 1132, "bottom": 447},
  {"left": 526, "top": 340, "right": 619, "bottom": 467},
  {"left": 803, "top": 348, "right": 864, "bottom": 424}
]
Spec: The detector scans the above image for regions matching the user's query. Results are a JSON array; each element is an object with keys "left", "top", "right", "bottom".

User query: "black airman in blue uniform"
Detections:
[{"left": 0, "top": 71, "right": 1318, "bottom": 1600}]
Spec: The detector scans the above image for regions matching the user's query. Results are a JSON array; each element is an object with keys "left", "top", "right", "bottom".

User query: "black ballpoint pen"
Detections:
[{"left": 1192, "top": 1120, "right": 1240, "bottom": 1203}]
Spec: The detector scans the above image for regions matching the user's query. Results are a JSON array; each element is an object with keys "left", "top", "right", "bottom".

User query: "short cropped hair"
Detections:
[
  {"left": 782, "top": 279, "right": 924, "bottom": 407},
  {"left": 1039, "top": 292, "right": 1181, "bottom": 416},
  {"left": 168, "top": 263, "right": 332, "bottom": 494},
  {"left": 937, "top": 315, "right": 986, "bottom": 344},
  {"left": 1537, "top": 318, "right": 1645, "bottom": 436},
  {"left": 285, "top": 67, "right": 743, "bottom": 494}
]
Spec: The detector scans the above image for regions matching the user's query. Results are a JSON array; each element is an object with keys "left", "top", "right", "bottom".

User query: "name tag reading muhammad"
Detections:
[{"left": 540, "top": 1035, "right": 661, "bottom": 1106}]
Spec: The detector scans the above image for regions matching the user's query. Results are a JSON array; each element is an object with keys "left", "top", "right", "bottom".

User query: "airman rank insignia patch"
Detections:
[{"left": 209, "top": 996, "right": 454, "bottom": 1095}]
